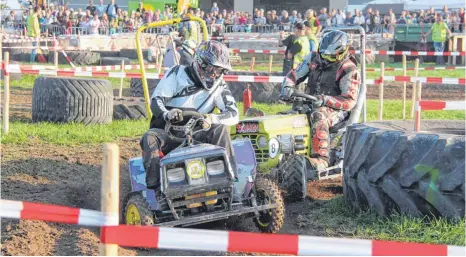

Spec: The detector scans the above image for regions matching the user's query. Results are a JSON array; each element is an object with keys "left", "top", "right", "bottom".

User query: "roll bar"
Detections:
[{"left": 135, "top": 16, "right": 209, "bottom": 118}]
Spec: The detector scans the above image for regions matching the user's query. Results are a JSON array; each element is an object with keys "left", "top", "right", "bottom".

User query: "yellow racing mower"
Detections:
[{"left": 123, "top": 17, "right": 285, "bottom": 232}]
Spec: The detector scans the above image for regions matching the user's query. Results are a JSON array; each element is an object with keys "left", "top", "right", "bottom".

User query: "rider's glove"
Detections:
[
  {"left": 312, "top": 95, "right": 325, "bottom": 109},
  {"left": 280, "top": 86, "right": 294, "bottom": 101},
  {"left": 201, "top": 114, "right": 214, "bottom": 128},
  {"left": 164, "top": 109, "right": 183, "bottom": 123}
]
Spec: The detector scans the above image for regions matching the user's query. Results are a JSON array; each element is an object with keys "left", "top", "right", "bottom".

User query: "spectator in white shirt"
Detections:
[
  {"left": 353, "top": 9, "right": 365, "bottom": 25},
  {"left": 89, "top": 14, "right": 100, "bottom": 34},
  {"left": 336, "top": 9, "right": 345, "bottom": 26}
]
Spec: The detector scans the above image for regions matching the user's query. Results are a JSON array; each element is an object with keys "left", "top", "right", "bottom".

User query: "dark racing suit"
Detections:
[
  {"left": 281, "top": 52, "right": 361, "bottom": 169},
  {"left": 141, "top": 65, "right": 239, "bottom": 190}
]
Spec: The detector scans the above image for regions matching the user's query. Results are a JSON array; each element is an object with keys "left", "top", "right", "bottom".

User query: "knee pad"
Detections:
[
  {"left": 310, "top": 111, "right": 325, "bottom": 122},
  {"left": 141, "top": 129, "right": 162, "bottom": 153}
]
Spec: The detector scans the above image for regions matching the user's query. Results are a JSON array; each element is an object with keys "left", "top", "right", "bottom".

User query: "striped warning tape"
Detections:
[
  {"left": 417, "top": 100, "right": 465, "bottom": 111},
  {"left": 1, "top": 199, "right": 463, "bottom": 256},
  {"left": 0, "top": 199, "right": 118, "bottom": 226},
  {"left": 415, "top": 100, "right": 465, "bottom": 132},
  {"left": 228, "top": 49, "right": 466, "bottom": 56},
  {"left": 3, "top": 63, "right": 464, "bottom": 73},
  {"left": 366, "top": 66, "right": 466, "bottom": 72},
  {"left": 2, "top": 67, "right": 464, "bottom": 85},
  {"left": 210, "top": 36, "right": 278, "bottom": 41}
]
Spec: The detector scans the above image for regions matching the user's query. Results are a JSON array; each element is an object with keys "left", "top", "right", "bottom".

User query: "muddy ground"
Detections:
[
  {"left": 1, "top": 140, "right": 343, "bottom": 256},
  {"left": 1, "top": 84, "right": 464, "bottom": 256}
]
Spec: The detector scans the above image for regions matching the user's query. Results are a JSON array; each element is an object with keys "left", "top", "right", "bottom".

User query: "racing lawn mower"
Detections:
[
  {"left": 121, "top": 16, "right": 284, "bottom": 233},
  {"left": 230, "top": 27, "right": 368, "bottom": 201}
]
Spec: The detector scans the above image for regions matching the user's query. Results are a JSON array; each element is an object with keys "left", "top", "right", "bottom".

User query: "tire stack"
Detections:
[
  {"left": 343, "top": 120, "right": 465, "bottom": 220},
  {"left": 32, "top": 76, "right": 114, "bottom": 125}
]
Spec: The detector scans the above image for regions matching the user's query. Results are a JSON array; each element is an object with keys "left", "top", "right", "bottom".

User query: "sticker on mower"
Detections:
[
  {"left": 236, "top": 122, "right": 259, "bottom": 134},
  {"left": 268, "top": 138, "right": 280, "bottom": 158}
]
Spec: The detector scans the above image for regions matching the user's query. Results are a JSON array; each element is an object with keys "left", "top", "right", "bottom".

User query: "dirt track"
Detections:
[
  {"left": 1, "top": 140, "right": 343, "bottom": 256},
  {"left": 1, "top": 82, "right": 464, "bottom": 255}
]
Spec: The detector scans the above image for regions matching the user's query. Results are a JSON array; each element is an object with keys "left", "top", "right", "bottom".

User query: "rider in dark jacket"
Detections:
[{"left": 280, "top": 30, "right": 361, "bottom": 170}]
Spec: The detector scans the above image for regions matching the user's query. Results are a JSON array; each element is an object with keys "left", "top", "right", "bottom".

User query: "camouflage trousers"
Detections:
[{"left": 309, "top": 106, "right": 347, "bottom": 170}]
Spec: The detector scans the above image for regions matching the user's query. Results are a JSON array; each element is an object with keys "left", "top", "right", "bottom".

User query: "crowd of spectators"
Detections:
[{"left": 2, "top": 1, "right": 465, "bottom": 36}]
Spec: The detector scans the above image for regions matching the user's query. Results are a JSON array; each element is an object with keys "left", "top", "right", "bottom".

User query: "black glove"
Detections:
[
  {"left": 312, "top": 95, "right": 324, "bottom": 109},
  {"left": 164, "top": 109, "right": 183, "bottom": 123},
  {"left": 280, "top": 86, "right": 294, "bottom": 101}
]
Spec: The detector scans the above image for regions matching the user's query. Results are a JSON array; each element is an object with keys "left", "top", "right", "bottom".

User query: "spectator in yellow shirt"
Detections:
[
  {"left": 424, "top": 14, "right": 452, "bottom": 64},
  {"left": 27, "top": 6, "right": 41, "bottom": 63}
]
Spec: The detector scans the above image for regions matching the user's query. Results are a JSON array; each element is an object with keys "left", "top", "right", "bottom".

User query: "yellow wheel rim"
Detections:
[{"left": 126, "top": 203, "right": 142, "bottom": 225}]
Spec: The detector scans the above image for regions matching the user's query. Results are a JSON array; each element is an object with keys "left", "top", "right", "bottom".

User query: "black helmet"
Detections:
[
  {"left": 192, "top": 41, "right": 232, "bottom": 90},
  {"left": 318, "top": 30, "right": 349, "bottom": 63}
]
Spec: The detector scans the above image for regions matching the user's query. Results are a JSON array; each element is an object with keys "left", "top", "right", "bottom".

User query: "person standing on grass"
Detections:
[
  {"left": 27, "top": 6, "right": 41, "bottom": 63},
  {"left": 423, "top": 14, "right": 452, "bottom": 65}
]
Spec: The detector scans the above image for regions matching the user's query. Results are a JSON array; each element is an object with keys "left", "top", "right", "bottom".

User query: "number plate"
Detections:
[{"left": 236, "top": 122, "right": 259, "bottom": 134}]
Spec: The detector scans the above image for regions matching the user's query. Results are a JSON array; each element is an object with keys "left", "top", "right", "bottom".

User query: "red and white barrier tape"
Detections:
[
  {"left": 228, "top": 49, "right": 466, "bottom": 56},
  {"left": 2, "top": 38, "right": 54, "bottom": 43},
  {"left": 352, "top": 50, "right": 466, "bottom": 56},
  {"left": 366, "top": 66, "right": 466, "bottom": 72},
  {"left": 211, "top": 36, "right": 278, "bottom": 41},
  {"left": 101, "top": 226, "right": 464, "bottom": 256},
  {"left": 3, "top": 67, "right": 465, "bottom": 85},
  {"left": 418, "top": 100, "right": 465, "bottom": 111},
  {"left": 382, "top": 76, "right": 465, "bottom": 85},
  {"left": 0, "top": 199, "right": 118, "bottom": 226},
  {"left": 1, "top": 199, "right": 463, "bottom": 256},
  {"left": 5, "top": 64, "right": 166, "bottom": 72},
  {"left": 415, "top": 101, "right": 465, "bottom": 132},
  {"left": 231, "top": 49, "right": 285, "bottom": 54}
]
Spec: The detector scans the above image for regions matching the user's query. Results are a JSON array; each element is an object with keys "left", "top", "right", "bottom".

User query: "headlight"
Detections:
[
  {"left": 186, "top": 159, "right": 206, "bottom": 179},
  {"left": 207, "top": 160, "right": 225, "bottom": 176},
  {"left": 167, "top": 167, "right": 185, "bottom": 183},
  {"left": 257, "top": 136, "right": 268, "bottom": 148},
  {"left": 233, "top": 135, "right": 243, "bottom": 140}
]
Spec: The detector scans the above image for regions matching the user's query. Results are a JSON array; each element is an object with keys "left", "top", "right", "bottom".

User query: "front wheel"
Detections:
[
  {"left": 253, "top": 177, "right": 285, "bottom": 233},
  {"left": 122, "top": 192, "right": 155, "bottom": 226}
]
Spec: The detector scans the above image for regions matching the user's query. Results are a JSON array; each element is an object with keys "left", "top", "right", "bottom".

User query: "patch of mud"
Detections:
[{"left": 1, "top": 140, "right": 345, "bottom": 256}]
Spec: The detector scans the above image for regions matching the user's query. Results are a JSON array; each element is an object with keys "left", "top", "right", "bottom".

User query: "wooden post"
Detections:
[
  {"left": 268, "top": 55, "right": 273, "bottom": 74},
  {"left": 157, "top": 54, "right": 163, "bottom": 75},
  {"left": 54, "top": 51, "right": 59, "bottom": 69},
  {"left": 3, "top": 52, "right": 10, "bottom": 134},
  {"left": 378, "top": 62, "right": 384, "bottom": 121},
  {"left": 416, "top": 80, "right": 422, "bottom": 108},
  {"left": 410, "top": 58, "right": 420, "bottom": 118},
  {"left": 250, "top": 57, "right": 255, "bottom": 72},
  {"left": 99, "top": 143, "right": 120, "bottom": 256},
  {"left": 402, "top": 55, "right": 407, "bottom": 120},
  {"left": 452, "top": 36, "right": 458, "bottom": 65},
  {"left": 119, "top": 60, "right": 124, "bottom": 98}
]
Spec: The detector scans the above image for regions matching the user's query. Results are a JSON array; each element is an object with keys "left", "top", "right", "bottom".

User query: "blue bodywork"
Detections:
[{"left": 128, "top": 138, "right": 257, "bottom": 211}]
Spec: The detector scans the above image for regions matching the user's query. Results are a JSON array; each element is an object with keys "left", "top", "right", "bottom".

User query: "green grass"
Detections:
[
  {"left": 2, "top": 100, "right": 464, "bottom": 145},
  {"left": 309, "top": 197, "right": 465, "bottom": 246}
]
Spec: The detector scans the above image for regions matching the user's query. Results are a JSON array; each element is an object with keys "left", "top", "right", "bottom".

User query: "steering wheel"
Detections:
[
  {"left": 291, "top": 92, "right": 319, "bottom": 102},
  {"left": 164, "top": 110, "right": 210, "bottom": 142}
]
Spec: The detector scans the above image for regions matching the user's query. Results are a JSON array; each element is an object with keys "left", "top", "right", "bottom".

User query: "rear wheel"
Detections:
[{"left": 253, "top": 177, "right": 284, "bottom": 233}]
